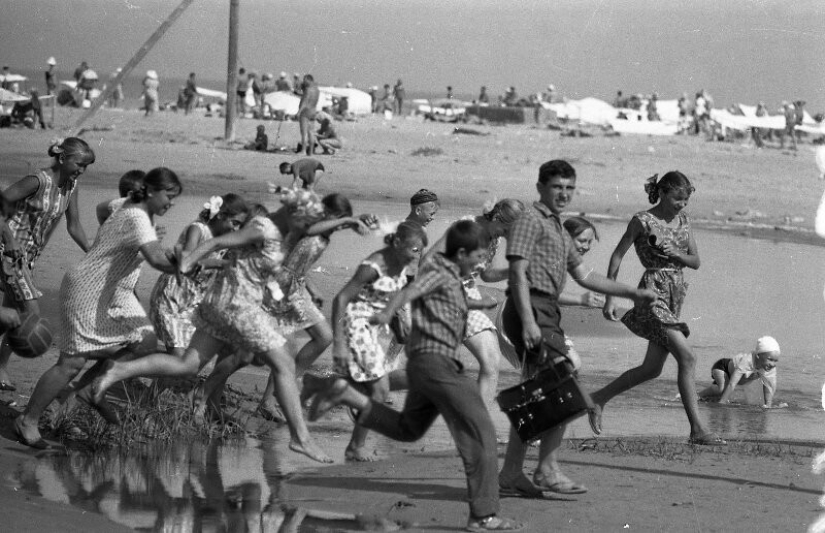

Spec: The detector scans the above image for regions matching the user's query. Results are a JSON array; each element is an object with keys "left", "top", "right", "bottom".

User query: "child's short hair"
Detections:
[
  {"left": 118, "top": 170, "right": 145, "bottom": 198},
  {"left": 538, "top": 160, "right": 576, "bottom": 184},
  {"left": 257, "top": 124, "right": 265, "bottom": 131},
  {"left": 279, "top": 162, "right": 292, "bottom": 174},
  {"left": 321, "top": 193, "right": 353, "bottom": 219},
  {"left": 445, "top": 220, "right": 490, "bottom": 257},
  {"left": 563, "top": 216, "right": 599, "bottom": 241},
  {"left": 410, "top": 189, "right": 439, "bottom": 207}
]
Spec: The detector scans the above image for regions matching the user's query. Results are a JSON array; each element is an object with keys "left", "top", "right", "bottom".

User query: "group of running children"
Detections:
[{"left": 0, "top": 137, "right": 783, "bottom": 532}]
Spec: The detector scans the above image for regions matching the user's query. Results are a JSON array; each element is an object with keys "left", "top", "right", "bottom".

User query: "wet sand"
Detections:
[{"left": 0, "top": 107, "right": 824, "bottom": 531}]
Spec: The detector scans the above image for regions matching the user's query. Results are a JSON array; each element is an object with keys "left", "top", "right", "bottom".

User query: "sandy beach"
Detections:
[{"left": 0, "top": 107, "right": 824, "bottom": 532}]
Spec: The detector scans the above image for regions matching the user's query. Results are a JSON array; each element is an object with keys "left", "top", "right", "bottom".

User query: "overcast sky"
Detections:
[{"left": 3, "top": 0, "right": 824, "bottom": 108}]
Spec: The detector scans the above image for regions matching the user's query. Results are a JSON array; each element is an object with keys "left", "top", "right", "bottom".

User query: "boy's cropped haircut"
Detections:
[
  {"left": 538, "top": 159, "right": 576, "bottom": 184},
  {"left": 445, "top": 220, "right": 491, "bottom": 257},
  {"left": 279, "top": 162, "right": 291, "bottom": 173}
]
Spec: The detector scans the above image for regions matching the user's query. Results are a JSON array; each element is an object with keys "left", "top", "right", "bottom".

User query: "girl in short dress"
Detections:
[
  {"left": 590, "top": 171, "right": 725, "bottom": 446},
  {"left": 150, "top": 194, "right": 248, "bottom": 356},
  {"left": 14, "top": 167, "right": 182, "bottom": 448},
  {"left": 0, "top": 137, "right": 95, "bottom": 391},
  {"left": 255, "top": 193, "right": 375, "bottom": 420},
  {"left": 422, "top": 199, "right": 526, "bottom": 404},
  {"left": 330, "top": 221, "right": 427, "bottom": 461},
  {"left": 92, "top": 189, "right": 333, "bottom": 463}
]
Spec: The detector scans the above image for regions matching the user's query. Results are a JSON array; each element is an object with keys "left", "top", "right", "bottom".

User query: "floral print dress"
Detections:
[
  {"left": 193, "top": 216, "right": 287, "bottom": 354},
  {"left": 462, "top": 234, "right": 500, "bottom": 338},
  {"left": 266, "top": 234, "right": 328, "bottom": 335},
  {"left": 621, "top": 210, "right": 691, "bottom": 349},
  {"left": 340, "top": 259, "right": 407, "bottom": 382}
]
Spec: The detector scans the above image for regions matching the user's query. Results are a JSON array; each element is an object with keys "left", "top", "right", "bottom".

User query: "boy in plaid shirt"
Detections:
[{"left": 307, "top": 220, "right": 523, "bottom": 532}]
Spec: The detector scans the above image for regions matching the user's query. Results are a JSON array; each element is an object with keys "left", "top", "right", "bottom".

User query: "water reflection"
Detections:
[{"left": 11, "top": 437, "right": 405, "bottom": 532}]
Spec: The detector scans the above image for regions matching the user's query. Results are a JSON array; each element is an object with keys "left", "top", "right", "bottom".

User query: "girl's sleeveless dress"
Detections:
[
  {"left": 2, "top": 169, "right": 77, "bottom": 301},
  {"left": 60, "top": 205, "right": 157, "bottom": 355},
  {"left": 150, "top": 221, "right": 219, "bottom": 349},
  {"left": 266, "top": 234, "right": 328, "bottom": 335},
  {"left": 340, "top": 259, "right": 407, "bottom": 382},
  {"left": 193, "top": 216, "right": 287, "bottom": 354},
  {"left": 462, "top": 234, "right": 500, "bottom": 339},
  {"left": 620, "top": 210, "right": 691, "bottom": 350}
]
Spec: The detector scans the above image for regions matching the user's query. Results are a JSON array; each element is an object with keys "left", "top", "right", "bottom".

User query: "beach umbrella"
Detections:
[
  {"left": 263, "top": 91, "right": 300, "bottom": 115},
  {"left": 0, "top": 88, "right": 30, "bottom": 103}
]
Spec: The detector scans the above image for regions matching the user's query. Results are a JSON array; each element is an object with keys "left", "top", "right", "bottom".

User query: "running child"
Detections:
[
  {"left": 91, "top": 189, "right": 333, "bottom": 463},
  {"left": 150, "top": 194, "right": 249, "bottom": 356},
  {"left": 590, "top": 171, "right": 726, "bottom": 445},
  {"left": 0, "top": 137, "right": 94, "bottom": 392},
  {"left": 14, "top": 167, "right": 183, "bottom": 449},
  {"left": 698, "top": 335, "right": 786, "bottom": 408},
  {"left": 324, "top": 221, "right": 425, "bottom": 462},
  {"left": 306, "top": 220, "right": 523, "bottom": 532}
]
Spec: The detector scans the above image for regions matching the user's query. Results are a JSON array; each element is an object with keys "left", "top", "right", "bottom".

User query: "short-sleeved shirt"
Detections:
[
  {"left": 506, "top": 201, "right": 582, "bottom": 296},
  {"left": 291, "top": 158, "right": 325, "bottom": 186},
  {"left": 407, "top": 253, "right": 467, "bottom": 360},
  {"left": 727, "top": 352, "right": 777, "bottom": 384}
]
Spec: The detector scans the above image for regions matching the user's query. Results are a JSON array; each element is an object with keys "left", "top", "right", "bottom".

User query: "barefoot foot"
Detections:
[
  {"left": 587, "top": 404, "right": 602, "bottom": 435},
  {"left": 289, "top": 439, "right": 333, "bottom": 463},
  {"left": 13, "top": 416, "right": 48, "bottom": 449},
  {"left": 345, "top": 445, "right": 377, "bottom": 462}
]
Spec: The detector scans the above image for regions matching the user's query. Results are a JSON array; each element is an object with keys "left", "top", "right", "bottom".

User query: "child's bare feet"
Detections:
[
  {"left": 345, "top": 444, "right": 377, "bottom": 462},
  {"left": 308, "top": 378, "right": 348, "bottom": 421},
  {"left": 289, "top": 438, "right": 333, "bottom": 463}
]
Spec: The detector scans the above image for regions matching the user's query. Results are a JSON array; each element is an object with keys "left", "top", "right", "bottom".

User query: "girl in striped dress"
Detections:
[
  {"left": 0, "top": 137, "right": 94, "bottom": 391},
  {"left": 149, "top": 194, "right": 249, "bottom": 356}
]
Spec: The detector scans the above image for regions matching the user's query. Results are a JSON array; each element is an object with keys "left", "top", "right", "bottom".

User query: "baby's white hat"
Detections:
[{"left": 755, "top": 336, "right": 780, "bottom": 354}]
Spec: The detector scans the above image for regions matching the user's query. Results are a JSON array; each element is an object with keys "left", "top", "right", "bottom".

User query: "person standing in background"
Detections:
[
  {"left": 183, "top": 72, "right": 198, "bottom": 115},
  {"left": 236, "top": 68, "right": 248, "bottom": 117},
  {"left": 45, "top": 58, "right": 57, "bottom": 96},
  {"left": 393, "top": 79, "right": 405, "bottom": 116}
]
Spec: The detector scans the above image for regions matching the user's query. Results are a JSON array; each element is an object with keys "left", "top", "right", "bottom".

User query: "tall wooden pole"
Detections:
[
  {"left": 71, "top": 0, "right": 196, "bottom": 135},
  {"left": 224, "top": 0, "right": 240, "bottom": 142}
]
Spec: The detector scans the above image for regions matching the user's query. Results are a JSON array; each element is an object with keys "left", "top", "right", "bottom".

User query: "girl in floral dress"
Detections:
[
  {"left": 330, "top": 221, "right": 427, "bottom": 461},
  {"left": 149, "top": 194, "right": 248, "bottom": 356},
  {"left": 14, "top": 167, "right": 182, "bottom": 448},
  {"left": 0, "top": 137, "right": 94, "bottom": 391},
  {"left": 590, "top": 171, "right": 725, "bottom": 446},
  {"left": 255, "top": 193, "right": 376, "bottom": 420},
  {"left": 93, "top": 189, "right": 334, "bottom": 463}
]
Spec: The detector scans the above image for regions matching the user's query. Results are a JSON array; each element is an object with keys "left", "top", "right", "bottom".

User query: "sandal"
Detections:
[
  {"left": 498, "top": 477, "right": 556, "bottom": 500},
  {"left": 466, "top": 515, "right": 524, "bottom": 532},
  {"left": 534, "top": 472, "right": 588, "bottom": 494},
  {"left": 688, "top": 432, "right": 727, "bottom": 446}
]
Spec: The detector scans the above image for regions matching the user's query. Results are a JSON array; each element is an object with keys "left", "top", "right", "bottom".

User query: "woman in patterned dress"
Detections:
[
  {"left": 0, "top": 137, "right": 95, "bottom": 391},
  {"left": 254, "top": 193, "right": 376, "bottom": 420},
  {"left": 421, "top": 199, "right": 526, "bottom": 404},
  {"left": 328, "top": 221, "right": 427, "bottom": 461},
  {"left": 14, "top": 167, "right": 182, "bottom": 448},
  {"left": 589, "top": 172, "right": 725, "bottom": 446},
  {"left": 92, "top": 189, "right": 334, "bottom": 463},
  {"left": 149, "top": 194, "right": 249, "bottom": 356}
]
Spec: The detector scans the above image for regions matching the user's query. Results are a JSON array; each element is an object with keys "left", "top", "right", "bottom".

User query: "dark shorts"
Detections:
[
  {"left": 500, "top": 291, "right": 567, "bottom": 378},
  {"left": 712, "top": 358, "right": 731, "bottom": 379},
  {"left": 236, "top": 90, "right": 247, "bottom": 98}
]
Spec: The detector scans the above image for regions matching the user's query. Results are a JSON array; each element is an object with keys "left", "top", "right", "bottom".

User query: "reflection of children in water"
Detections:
[{"left": 698, "top": 336, "right": 787, "bottom": 409}]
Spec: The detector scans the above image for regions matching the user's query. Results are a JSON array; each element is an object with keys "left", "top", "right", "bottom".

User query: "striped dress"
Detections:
[{"left": 2, "top": 169, "right": 77, "bottom": 300}]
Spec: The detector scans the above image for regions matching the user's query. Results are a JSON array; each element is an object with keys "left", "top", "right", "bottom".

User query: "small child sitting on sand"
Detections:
[
  {"left": 698, "top": 336, "right": 787, "bottom": 408},
  {"left": 244, "top": 125, "right": 268, "bottom": 152}
]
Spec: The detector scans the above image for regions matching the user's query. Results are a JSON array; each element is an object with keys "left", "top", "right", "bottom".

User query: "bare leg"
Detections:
[
  {"left": 16, "top": 353, "right": 88, "bottom": 444},
  {"left": 698, "top": 369, "right": 727, "bottom": 400},
  {"left": 198, "top": 350, "right": 251, "bottom": 418},
  {"left": 463, "top": 330, "right": 500, "bottom": 407},
  {"left": 591, "top": 341, "right": 668, "bottom": 411},
  {"left": 346, "top": 377, "right": 388, "bottom": 462},
  {"left": 261, "top": 322, "right": 332, "bottom": 415},
  {"left": 665, "top": 330, "right": 713, "bottom": 437},
  {"left": 256, "top": 345, "right": 332, "bottom": 463},
  {"left": 93, "top": 330, "right": 223, "bottom": 403}
]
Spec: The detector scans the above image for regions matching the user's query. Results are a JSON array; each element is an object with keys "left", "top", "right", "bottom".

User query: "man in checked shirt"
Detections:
[{"left": 306, "top": 220, "right": 524, "bottom": 533}]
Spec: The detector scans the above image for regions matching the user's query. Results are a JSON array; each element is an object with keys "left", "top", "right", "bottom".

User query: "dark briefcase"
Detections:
[{"left": 496, "top": 358, "right": 594, "bottom": 443}]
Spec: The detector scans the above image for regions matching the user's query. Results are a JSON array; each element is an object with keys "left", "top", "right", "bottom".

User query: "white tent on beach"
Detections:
[
  {"left": 263, "top": 91, "right": 301, "bottom": 115},
  {"left": 319, "top": 86, "right": 372, "bottom": 115},
  {"left": 546, "top": 97, "right": 616, "bottom": 125}
]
